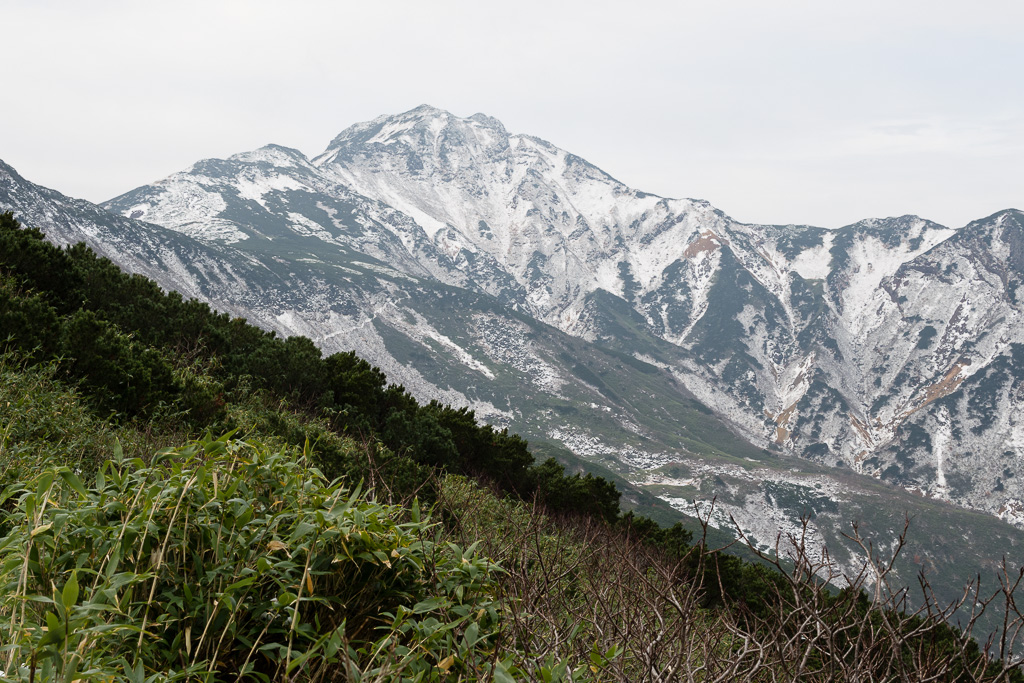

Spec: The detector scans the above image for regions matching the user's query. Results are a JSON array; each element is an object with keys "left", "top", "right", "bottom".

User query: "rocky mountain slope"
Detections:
[
  {"left": 3, "top": 108, "right": 1024, "bottom": 616},
  {"left": 99, "top": 106, "right": 1024, "bottom": 530}
]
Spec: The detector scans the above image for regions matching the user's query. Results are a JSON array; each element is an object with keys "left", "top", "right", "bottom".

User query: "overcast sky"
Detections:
[{"left": 4, "top": 0, "right": 1023, "bottom": 228}]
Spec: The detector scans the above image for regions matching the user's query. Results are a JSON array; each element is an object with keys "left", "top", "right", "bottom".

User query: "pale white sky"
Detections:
[{"left": 4, "top": 0, "right": 1023, "bottom": 228}]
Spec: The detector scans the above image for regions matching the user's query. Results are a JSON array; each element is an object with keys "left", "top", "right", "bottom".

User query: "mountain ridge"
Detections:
[
  {"left": 5, "top": 108, "right": 1024, "bottom": 619},
  {"left": 94, "top": 106, "right": 1024, "bottom": 530}
]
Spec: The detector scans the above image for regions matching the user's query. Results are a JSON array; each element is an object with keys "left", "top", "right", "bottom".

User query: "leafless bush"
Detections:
[
  {"left": 439, "top": 477, "right": 1024, "bottom": 681},
  {"left": 722, "top": 515, "right": 1024, "bottom": 682}
]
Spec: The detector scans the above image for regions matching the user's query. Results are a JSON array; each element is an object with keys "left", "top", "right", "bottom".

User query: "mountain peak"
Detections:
[
  {"left": 974, "top": 207, "right": 1024, "bottom": 227},
  {"left": 0, "top": 157, "right": 25, "bottom": 182},
  {"left": 315, "top": 107, "right": 512, "bottom": 177},
  {"left": 407, "top": 103, "right": 447, "bottom": 116},
  {"left": 228, "top": 144, "right": 310, "bottom": 168},
  {"left": 321, "top": 106, "right": 507, "bottom": 155},
  {"left": 468, "top": 111, "right": 505, "bottom": 129}
]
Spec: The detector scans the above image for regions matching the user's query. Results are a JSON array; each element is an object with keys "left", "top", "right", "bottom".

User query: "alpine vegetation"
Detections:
[{"left": 2, "top": 101, "right": 1024, "bottom": 678}]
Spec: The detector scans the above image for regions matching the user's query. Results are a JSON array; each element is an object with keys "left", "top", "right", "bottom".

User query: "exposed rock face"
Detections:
[
  {"left": 98, "top": 106, "right": 1024, "bottom": 526},
  {"left": 6, "top": 109, "right": 1024, "bottom": 623}
]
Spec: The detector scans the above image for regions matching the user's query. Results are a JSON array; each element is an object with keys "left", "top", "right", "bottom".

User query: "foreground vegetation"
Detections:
[
  {"left": 2, "top": 210, "right": 1024, "bottom": 680},
  {"left": 4, "top": 428, "right": 1023, "bottom": 681},
  {"left": 1, "top": 436, "right": 527, "bottom": 681}
]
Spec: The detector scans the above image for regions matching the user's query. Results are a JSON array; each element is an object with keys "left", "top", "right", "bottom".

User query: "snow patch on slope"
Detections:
[
  {"left": 234, "top": 174, "right": 305, "bottom": 208},
  {"left": 791, "top": 232, "right": 835, "bottom": 280}
]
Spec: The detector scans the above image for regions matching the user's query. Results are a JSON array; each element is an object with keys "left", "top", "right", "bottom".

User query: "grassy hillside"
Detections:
[{"left": 2, "top": 211, "right": 1023, "bottom": 680}]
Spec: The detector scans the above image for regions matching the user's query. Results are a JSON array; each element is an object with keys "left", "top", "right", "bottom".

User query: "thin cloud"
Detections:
[
  {"left": 838, "top": 117, "right": 1024, "bottom": 157},
  {"left": 1, "top": 0, "right": 1021, "bottom": 228}
]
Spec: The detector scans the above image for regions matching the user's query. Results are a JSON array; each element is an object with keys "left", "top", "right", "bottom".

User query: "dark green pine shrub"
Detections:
[{"left": 0, "top": 210, "right": 626, "bottom": 523}]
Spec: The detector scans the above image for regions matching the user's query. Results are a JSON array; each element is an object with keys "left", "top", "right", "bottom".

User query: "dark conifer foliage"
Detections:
[
  {"left": 3, "top": 210, "right": 1022, "bottom": 678},
  {"left": 0, "top": 211, "right": 612, "bottom": 517}
]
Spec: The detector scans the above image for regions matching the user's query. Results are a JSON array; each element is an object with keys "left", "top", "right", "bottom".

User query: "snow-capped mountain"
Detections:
[
  {"left": 5, "top": 106, "right": 1024, "bottom": 619},
  {"left": 0, "top": 159, "right": 240, "bottom": 302},
  {"left": 101, "top": 105, "right": 1024, "bottom": 529}
]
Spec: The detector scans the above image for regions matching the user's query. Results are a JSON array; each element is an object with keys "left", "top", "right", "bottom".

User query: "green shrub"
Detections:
[
  {"left": 58, "top": 309, "right": 176, "bottom": 418},
  {"left": 0, "top": 274, "right": 60, "bottom": 359},
  {"left": 0, "top": 435, "right": 542, "bottom": 681},
  {"left": 0, "top": 353, "right": 119, "bottom": 483},
  {"left": 0, "top": 212, "right": 630, "bottom": 528}
]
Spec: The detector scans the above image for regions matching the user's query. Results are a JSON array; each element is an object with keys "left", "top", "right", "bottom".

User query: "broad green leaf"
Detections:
[
  {"left": 412, "top": 597, "right": 447, "bottom": 614},
  {"left": 123, "top": 657, "right": 144, "bottom": 683},
  {"left": 62, "top": 570, "right": 80, "bottom": 610},
  {"left": 291, "top": 521, "right": 317, "bottom": 539},
  {"left": 285, "top": 646, "right": 319, "bottom": 675},
  {"left": 45, "top": 610, "right": 61, "bottom": 632},
  {"left": 40, "top": 612, "right": 66, "bottom": 646},
  {"left": 236, "top": 506, "right": 253, "bottom": 527},
  {"left": 226, "top": 576, "right": 255, "bottom": 593},
  {"left": 59, "top": 469, "right": 88, "bottom": 498},
  {"left": 36, "top": 471, "right": 55, "bottom": 502},
  {"left": 25, "top": 595, "right": 55, "bottom": 605},
  {"left": 464, "top": 621, "right": 480, "bottom": 647},
  {"left": 491, "top": 661, "right": 515, "bottom": 683}
]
